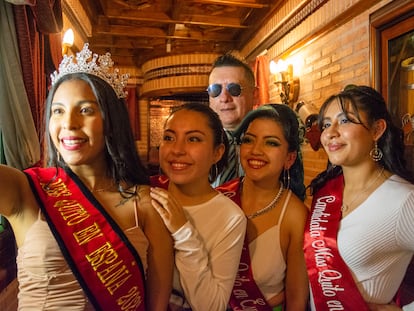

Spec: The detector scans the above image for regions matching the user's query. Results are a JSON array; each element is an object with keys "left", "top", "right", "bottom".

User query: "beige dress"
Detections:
[{"left": 16, "top": 201, "right": 149, "bottom": 311}]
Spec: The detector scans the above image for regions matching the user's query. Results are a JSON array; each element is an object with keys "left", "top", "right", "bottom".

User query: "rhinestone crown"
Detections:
[{"left": 51, "top": 43, "right": 129, "bottom": 98}]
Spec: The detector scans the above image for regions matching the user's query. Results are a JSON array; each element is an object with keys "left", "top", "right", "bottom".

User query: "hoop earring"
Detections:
[
  {"left": 283, "top": 168, "right": 291, "bottom": 190},
  {"left": 209, "top": 163, "right": 219, "bottom": 183},
  {"left": 369, "top": 141, "right": 383, "bottom": 162}
]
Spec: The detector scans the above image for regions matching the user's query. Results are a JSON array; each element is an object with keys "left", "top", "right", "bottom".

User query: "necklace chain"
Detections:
[
  {"left": 341, "top": 167, "right": 384, "bottom": 213},
  {"left": 89, "top": 183, "right": 138, "bottom": 207},
  {"left": 91, "top": 185, "right": 114, "bottom": 192},
  {"left": 246, "top": 183, "right": 285, "bottom": 219}
]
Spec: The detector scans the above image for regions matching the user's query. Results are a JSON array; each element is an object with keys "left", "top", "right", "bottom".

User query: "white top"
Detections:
[
  {"left": 250, "top": 190, "right": 291, "bottom": 300},
  {"left": 338, "top": 175, "right": 414, "bottom": 303},
  {"left": 310, "top": 175, "right": 414, "bottom": 310},
  {"left": 170, "top": 192, "right": 246, "bottom": 311}
]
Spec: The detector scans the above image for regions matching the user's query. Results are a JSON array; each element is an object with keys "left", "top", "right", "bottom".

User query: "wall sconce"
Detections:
[
  {"left": 269, "top": 59, "right": 300, "bottom": 107},
  {"left": 62, "top": 28, "right": 74, "bottom": 55}
]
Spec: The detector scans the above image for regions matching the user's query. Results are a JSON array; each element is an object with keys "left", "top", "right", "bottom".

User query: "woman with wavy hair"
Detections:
[
  {"left": 218, "top": 103, "right": 309, "bottom": 310},
  {"left": 305, "top": 85, "right": 414, "bottom": 310}
]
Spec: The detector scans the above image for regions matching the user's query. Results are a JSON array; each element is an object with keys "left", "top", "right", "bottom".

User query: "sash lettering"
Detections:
[
  {"left": 25, "top": 167, "right": 146, "bottom": 311},
  {"left": 217, "top": 179, "right": 273, "bottom": 311},
  {"left": 304, "top": 175, "right": 369, "bottom": 311}
]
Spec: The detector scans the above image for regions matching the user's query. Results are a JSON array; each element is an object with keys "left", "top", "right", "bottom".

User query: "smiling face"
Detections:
[
  {"left": 208, "top": 66, "right": 255, "bottom": 131},
  {"left": 159, "top": 109, "right": 224, "bottom": 188},
  {"left": 319, "top": 99, "right": 376, "bottom": 167},
  {"left": 48, "top": 79, "right": 106, "bottom": 169},
  {"left": 240, "top": 117, "right": 296, "bottom": 185}
]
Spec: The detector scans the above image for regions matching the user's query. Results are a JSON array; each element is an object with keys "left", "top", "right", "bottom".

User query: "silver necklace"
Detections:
[
  {"left": 245, "top": 183, "right": 285, "bottom": 219},
  {"left": 341, "top": 167, "right": 384, "bottom": 213}
]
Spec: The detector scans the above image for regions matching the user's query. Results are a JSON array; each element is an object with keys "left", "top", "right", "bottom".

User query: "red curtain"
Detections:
[
  {"left": 13, "top": 0, "right": 62, "bottom": 143},
  {"left": 253, "top": 54, "right": 270, "bottom": 109},
  {"left": 125, "top": 86, "right": 141, "bottom": 140}
]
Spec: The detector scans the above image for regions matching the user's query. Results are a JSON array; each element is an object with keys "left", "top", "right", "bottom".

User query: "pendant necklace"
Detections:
[
  {"left": 341, "top": 167, "right": 384, "bottom": 213},
  {"left": 245, "top": 182, "right": 285, "bottom": 219}
]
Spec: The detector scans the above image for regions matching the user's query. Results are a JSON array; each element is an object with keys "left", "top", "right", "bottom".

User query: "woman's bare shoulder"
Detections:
[
  {"left": 285, "top": 192, "right": 309, "bottom": 222},
  {"left": 136, "top": 185, "right": 157, "bottom": 217}
]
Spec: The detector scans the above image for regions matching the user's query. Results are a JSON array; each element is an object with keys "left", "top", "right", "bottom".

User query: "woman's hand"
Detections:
[{"left": 150, "top": 187, "right": 188, "bottom": 234}]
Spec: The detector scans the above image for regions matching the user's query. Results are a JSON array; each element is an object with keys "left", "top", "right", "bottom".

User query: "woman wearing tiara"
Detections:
[{"left": 0, "top": 43, "right": 173, "bottom": 311}]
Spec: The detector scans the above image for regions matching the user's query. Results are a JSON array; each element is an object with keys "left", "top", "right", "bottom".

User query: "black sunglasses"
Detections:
[{"left": 207, "top": 83, "right": 243, "bottom": 98}]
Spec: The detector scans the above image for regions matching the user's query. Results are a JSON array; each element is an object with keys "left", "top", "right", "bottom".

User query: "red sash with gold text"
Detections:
[
  {"left": 25, "top": 167, "right": 146, "bottom": 311},
  {"left": 217, "top": 179, "right": 273, "bottom": 311},
  {"left": 304, "top": 174, "right": 369, "bottom": 311}
]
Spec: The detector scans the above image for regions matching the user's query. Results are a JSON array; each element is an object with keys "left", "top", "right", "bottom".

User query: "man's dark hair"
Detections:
[{"left": 211, "top": 53, "right": 255, "bottom": 87}]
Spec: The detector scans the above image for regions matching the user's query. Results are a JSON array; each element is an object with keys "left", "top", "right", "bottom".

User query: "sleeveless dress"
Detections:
[
  {"left": 249, "top": 190, "right": 291, "bottom": 300},
  {"left": 16, "top": 199, "right": 149, "bottom": 311}
]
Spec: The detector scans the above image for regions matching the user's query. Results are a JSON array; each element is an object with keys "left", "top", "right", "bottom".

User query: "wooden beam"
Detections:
[
  {"left": 179, "top": 14, "right": 247, "bottom": 28},
  {"left": 191, "top": 0, "right": 267, "bottom": 9},
  {"left": 94, "top": 24, "right": 237, "bottom": 42},
  {"left": 105, "top": 8, "right": 247, "bottom": 28},
  {"left": 89, "top": 35, "right": 158, "bottom": 49}
]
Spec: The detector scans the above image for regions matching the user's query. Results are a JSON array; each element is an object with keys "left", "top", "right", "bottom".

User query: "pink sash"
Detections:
[
  {"left": 25, "top": 167, "right": 146, "bottom": 311},
  {"left": 218, "top": 179, "right": 273, "bottom": 311},
  {"left": 304, "top": 174, "right": 369, "bottom": 310}
]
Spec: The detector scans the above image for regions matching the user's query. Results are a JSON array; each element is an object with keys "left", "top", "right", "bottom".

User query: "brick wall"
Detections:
[{"left": 284, "top": 12, "right": 371, "bottom": 193}]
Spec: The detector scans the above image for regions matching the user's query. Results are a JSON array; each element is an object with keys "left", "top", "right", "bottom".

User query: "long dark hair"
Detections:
[
  {"left": 45, "top": 72, "right": 149, "bottom": 186},
  {"left": 167, "top": 102, "right": 229, "bottom": 183},
  {"left": 309, "top": 85, "right": 413, "bottom": 195},
  {"left": 234, "top": 103, "right": 306, "bottom": 201}
]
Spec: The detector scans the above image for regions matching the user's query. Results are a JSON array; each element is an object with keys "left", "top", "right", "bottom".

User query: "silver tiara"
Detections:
[{"left": 50, "top": 43, "right": 129, "bottom": 98}]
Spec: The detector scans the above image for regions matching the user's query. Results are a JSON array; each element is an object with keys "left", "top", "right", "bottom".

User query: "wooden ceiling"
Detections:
[{"left": 72, "top": 0, "right": 277, "bottom": 68}]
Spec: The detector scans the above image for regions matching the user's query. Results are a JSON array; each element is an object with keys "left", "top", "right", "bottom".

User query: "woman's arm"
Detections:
[
  {"left": 151, "top": 188, "right": 247, "bottom": 311},
  {"left": 284, "top": 197, "right": 310, "bottom": 311},
  {"left": 0, "top": 165, "right": 27, "bottom": 217},
  {"left": 172, "top": 214, "right": 246, "bottom": 311},
  {"left": 0, "top": 165, "right": 38, "bottom": 246},
  {"left": 141, "top": 194, "right": 174, "bottom": 311}
]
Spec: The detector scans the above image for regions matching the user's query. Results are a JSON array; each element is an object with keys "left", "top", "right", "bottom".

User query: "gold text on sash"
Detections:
[{"left": 43, "top": 177, "right": 142, "bottom": 309}]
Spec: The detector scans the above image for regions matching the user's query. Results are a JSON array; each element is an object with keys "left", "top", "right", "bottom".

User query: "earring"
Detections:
[
  {"left": 283, "top": 168, "right": 291, "bottom": 189},
  {"left": 209, "top": 163, "right": 219, "bottom": 183},
  {"left": 369, "top": 141, "right": 383, "bottom": 162}
]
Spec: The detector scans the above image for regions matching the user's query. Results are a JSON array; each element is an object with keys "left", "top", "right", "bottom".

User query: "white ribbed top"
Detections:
[{"left": 338, "top": 175, "right": 414, "bottom": 304}]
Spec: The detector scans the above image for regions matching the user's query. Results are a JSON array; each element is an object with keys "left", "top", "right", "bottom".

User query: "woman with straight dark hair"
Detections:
[
  {"left": 218, "top": 104, "right": 309, "bottom": 310},
  {"left": 305, "top": 85, "right": 414, "bottom": 310},
  {"left": 0, "top": 44, "right": 173, "bottom": 311},
  {"left": 150, "top": 102, "right": 247, "bottom": 311}
]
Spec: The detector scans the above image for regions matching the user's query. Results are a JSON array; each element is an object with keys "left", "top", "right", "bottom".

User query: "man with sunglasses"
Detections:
[{"left": 208, "top": 53, "right": 257, "bottom": 186}]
